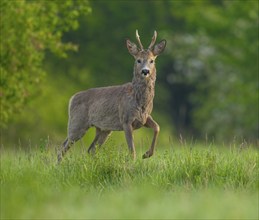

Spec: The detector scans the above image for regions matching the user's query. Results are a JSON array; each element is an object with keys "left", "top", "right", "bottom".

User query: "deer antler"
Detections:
[
  {"left": 148, "top": 30, "right": 157, "bottom": 50},
  {"left": 136, "top": 30, "right": 144, "bottom": 51}
]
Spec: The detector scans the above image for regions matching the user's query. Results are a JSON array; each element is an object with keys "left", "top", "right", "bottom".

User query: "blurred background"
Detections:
[{"left": 1, "top": 0, "right": 258, "bottom": 148}]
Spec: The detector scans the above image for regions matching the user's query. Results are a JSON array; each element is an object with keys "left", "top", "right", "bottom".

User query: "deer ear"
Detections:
[
  {"left": 126, "top": 39, "right": 139, "bottom": 56},
  {"left": 152, "top": 40, "right": 166, "bottom": 56}
]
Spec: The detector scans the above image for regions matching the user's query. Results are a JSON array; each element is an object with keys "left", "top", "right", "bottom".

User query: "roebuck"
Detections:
[{"left": 58, "top": 30, "right": 166, "bottom": 162}]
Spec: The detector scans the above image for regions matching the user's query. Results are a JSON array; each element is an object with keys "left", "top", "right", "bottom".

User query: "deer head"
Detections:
[{"left": 126, "top": 30, "right": 166, "bottom": 79}]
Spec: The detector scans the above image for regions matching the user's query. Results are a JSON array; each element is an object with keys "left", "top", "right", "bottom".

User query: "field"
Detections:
[{"left": 1, "top": 140, "right": 258, "bottom": 219}]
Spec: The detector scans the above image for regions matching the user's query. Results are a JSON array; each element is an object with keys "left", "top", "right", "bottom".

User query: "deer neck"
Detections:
[{"left": 132, "top": 69, "right": 156, "bottom": 111}]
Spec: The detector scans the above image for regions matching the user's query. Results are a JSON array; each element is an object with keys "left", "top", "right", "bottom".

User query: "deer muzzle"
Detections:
[{"left": 141, "top": 69, "right": 150, "bottom": 77}]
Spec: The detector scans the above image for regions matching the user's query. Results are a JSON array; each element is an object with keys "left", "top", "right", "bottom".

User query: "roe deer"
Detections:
[{"left": 58, "top": 30, "right": 166, "bottom": 162}]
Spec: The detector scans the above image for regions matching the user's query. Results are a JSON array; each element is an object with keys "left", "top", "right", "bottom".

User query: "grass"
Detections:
[{"left": 0, "top": 141, "right": 258, "bottom": 219}]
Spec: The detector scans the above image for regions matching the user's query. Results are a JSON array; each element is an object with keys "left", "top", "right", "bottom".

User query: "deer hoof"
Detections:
[{"left": 142, "top": 151, "right": 153, "bottom": 159}]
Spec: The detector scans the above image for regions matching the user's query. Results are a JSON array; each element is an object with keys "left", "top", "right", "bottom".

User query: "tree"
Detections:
[
  {"left": 0, "top": 0, "right": 91, "bottom": 127},
  {"left": 167, "top": 0, "right": 258, "bottom": 140}
]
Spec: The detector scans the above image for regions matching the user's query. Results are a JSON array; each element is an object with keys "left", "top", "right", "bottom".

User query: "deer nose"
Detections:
[{"left": 142, "top": 69, "right": 150, "bottom": 75}]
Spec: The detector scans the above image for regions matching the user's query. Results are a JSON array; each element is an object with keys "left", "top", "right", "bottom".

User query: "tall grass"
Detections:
[{"left": 1, "top": 142, "right": 258, "bottom": 219}]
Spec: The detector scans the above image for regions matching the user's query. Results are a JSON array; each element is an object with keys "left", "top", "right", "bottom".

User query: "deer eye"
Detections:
[
  {"left": 137, "top": 59, "right": 141, "bottom": 63},
  {"left": 150, "top": 60, "right": 154, "bottom": 64}
]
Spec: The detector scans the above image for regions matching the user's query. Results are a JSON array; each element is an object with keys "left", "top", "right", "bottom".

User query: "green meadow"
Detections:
[{"left": 1, "top": 141, "right": 258, "bottom": 219}]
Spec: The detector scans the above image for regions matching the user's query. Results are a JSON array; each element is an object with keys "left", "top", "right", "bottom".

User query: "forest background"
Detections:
[{"left": 1, "top": 0, "right": 258, "bottom": 148}]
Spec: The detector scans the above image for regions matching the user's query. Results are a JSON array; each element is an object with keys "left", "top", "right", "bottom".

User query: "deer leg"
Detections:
[
  {"left": 123, "top": 123, "right": 136, "bottom": 160},
  {"left": 87, "top": 127, "right": 101, "bottom": 154},
  {"left": 57, "top": 138, "right": 74, "bottom": 163},
  {"left": 97, "top": 131, "right": 112, "bottom": 147},
  {"left": 58, "top": 124, "right": 89, "bottom": 163},
  {"left": 88, "top": 129, "right": 112, "bottom": 154},
  {"left": 143, "top": 116, "right": 160, "bottom": 159}
]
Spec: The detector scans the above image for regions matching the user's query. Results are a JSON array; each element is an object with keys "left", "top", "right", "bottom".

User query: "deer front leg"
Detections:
[
  {"left": 143, "top": 116, "right": 160, "bottom": 159},
  {"left": 123, "top": 123, "right": 136, "bottom": 160}
]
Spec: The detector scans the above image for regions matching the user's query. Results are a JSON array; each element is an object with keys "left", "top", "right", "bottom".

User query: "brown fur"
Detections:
[{"left": 58, "top": 30, "right": 166, "bottom": 162}]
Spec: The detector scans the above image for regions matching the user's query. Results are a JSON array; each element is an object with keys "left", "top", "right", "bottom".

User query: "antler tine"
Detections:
[
  {"left": 136, "top": 30, "right": 144, "bottom": 51},
  {"left": 148, "top": 30, "right": 157, "bottom": 50}
]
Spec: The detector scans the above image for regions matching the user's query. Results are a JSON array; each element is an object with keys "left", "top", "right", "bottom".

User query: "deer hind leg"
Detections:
[
  {"left": 57, "top": 138, "right": 73, "bottom": 163},
  {"left": 58, "top": 120, "right": 89, "bottom": 163},
  {"left": 57, "top": 130, "right": 88, "bottom": 163},
  {"left": 87, "top": 128, "right": 112, "bottom": 154},
  {"left": 97, "top": 130, "right": 112, "bottom": 147},
  {"left": 143, "top": 116, "right": 160, "bottom": 159}
]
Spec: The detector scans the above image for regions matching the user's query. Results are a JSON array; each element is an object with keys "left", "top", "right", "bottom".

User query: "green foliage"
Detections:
[
  {"left": 0, "top": 0, "right": 91, "bottom": 127},
  {"left": 1, "top": 0, "right": 258, "bottom": 145},
  {"left": 1, "top": 144, "right": 258, "bottom": 218},
  {"left": 43, "top": 0, "right": 258, "bottom": 142},
  {"left": 167, "top": 0, "right": 258, "bottom": 140}
]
